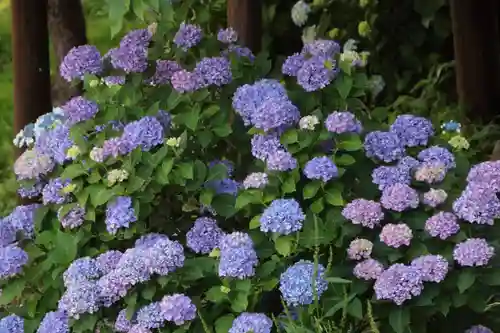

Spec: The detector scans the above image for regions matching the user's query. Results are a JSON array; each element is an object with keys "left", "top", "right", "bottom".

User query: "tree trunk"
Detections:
[
  {"left": 227, "top": 0, "right": 262, "bottom": 53},
  {"left": 47, "top": 0, "right": 87, "bottom": 106}
]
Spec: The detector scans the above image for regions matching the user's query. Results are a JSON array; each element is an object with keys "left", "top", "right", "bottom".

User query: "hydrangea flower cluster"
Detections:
[
  {"left": 186, "top": 217, "right": 224, "bottom": 254},
  {"left": 60, "top": 45, "right": 103, "bottom": 82},
  {"left": 425, "top": 212, "right": 460, "bottom": 240},
  {"left": 389, "top": 115, "right": 434, "bottom": 147},
  {"left": 364, "top": 131, "right": 405, "bottom": 162},
  {"left": 465, "top": 325, "right": 493, "bottom": 333},
  {"left": 229, "top": 312, "right": 273, "bottom": 333},
  {"left": 105, "top": 196, "right": 137, "bottom": 234},
  {"left": 36, "top": 311, "right": 69, "bottom": 333},
  {"left": 379, "top": 223, "right": 413, "bottom": 248},
  {"left": 325, "top": 111, "right": 362, "bottom": 134},
  {"left": 303, "top": 156, "right": 338, "bottom": 182},
  {"left": 243, "top": 172, "right": 269, "bottom": 189},
  {"left": 291, "top": 0, "right": 311, "bottom": 27},
  {"left": 410, "top": 255, "right": 449, "bottom": 282},
  {"left": 347, "top": 238, "right": 373, "bottom": 260},
  {"left": 380, "top": 183, "right": 419, "bottom": 212},
  {"left": 353, "top": 258, "right": 384, "bottom": 281},
  {"left": 374, "top": 264, "right": 423, "bottom": 305},
  {"left": 108, "top": 29, "right": 152, "bottom": 73},
  {"left": 0, "top": 314, "right": 24, "bottom": 333},
  {"left": 453, "top": 238, "right": 494, "bottom": 267},
  {"left": 342, "top": 199, "right": 384, "bottom": 228},
  {"left": 260, "top": 199, "right": 305, "bottom": 234},
  {"left": 218, "top": 232, "right": 258, "bottom": 279},
  {"left": 279, "top": 260, "right": 328, "bottom": 306}
]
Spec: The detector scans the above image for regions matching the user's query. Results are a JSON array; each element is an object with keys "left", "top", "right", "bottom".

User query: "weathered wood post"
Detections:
[
  {"left": 11, "top": 0, "right": 52, "bottom": 156},
  {"left": 227, "top": 0, "right": 262, "bottom": 52}
]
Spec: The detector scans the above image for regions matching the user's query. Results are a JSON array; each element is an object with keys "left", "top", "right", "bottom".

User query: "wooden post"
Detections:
[
  {"left": 11, "top": 0, "right": 52, "bottom": 154},
  {"left": 227, "top": 0, "right": 262, "bottom": 53},
  {"left": 449, "top": 0, "right": 500, "bottom": 121}
]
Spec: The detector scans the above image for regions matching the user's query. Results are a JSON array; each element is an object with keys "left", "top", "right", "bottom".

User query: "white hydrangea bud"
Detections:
[
  {"left": 448, "top": 135, "right": 470, "bottom": 150},
  {"left": 299, "top": 115, "right": 320, "bottom": 130},
  {"left": 107, "top": 169, "right": 129, "bottom": 186},
  {"left": 90, "top": 147, "right": 105, "bottom": 163},
  {"left": 291, "top": 1, "right": 311, "bottom": 27},
  {"left": 166, "top": 137, "right": 181, "bottom": 147}
]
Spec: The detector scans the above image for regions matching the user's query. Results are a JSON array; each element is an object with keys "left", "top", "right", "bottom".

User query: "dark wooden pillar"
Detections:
[
  {"left": 449, "top": 0, "right": 500, "bottom": 121},
  {"left": 11, "top": 0, "right": 52, "bottom": 154},
  {"left": 227, "top": 0, "right": 262, "bottom": 53}
]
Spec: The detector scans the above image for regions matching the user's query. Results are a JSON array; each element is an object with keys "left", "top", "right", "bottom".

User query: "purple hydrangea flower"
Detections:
[
  {"left": 0, "top": 314, "right": 24, "bottom": 333},
  {"left": 374, "top": 264, "right": 423, "bottom": 305},
  {"left": 453, "top": 183, "right": 500, "bottom": 225},
  {"left": 98, "top": 271, "right": 131, "bottom": 307},
  {"left": 135, "top": 233, "right": 169, "bottom": 248},
  {"left": 325, "top": 111, "right": 362, "bottom": 134},
  {"left": 353, "top": 259, "right": 384, "bottom": 281},
  {"left": 243, "top": 172, "right": 268, "bottom": 189},
  {"left": 411, "top": 255, "right": 448, "bottom": 282},
  {"left": 282, "top": 53, "right": 305, "bottom": 76},
  {"left": 160, "top": 294, "right": 197, "bottom": 325},
  {"left": 102, "top": 138, "right": 129, "bottom": 159},
  {"left": 115, "top": 309, "right": 135, "bottom": 332},
  {"left": 296, "top": 57, "right": 336, "bottom": 92},
  {"left": 147, "top": 238, "right": 185, "bottom": 275},
  {"left": 63, "top": 257, "right": 100, "bottom": 287},
  {"left": 120, "top": 29, "right": 152, "bottom": 48},
  {"left": 103, "top": 75, "right": 126, "bottom": 86},
  {"left": 218, "top": 27, "right": 238, "bottom": 44},
  {"left": 250, "top": 98, "right": 300, "bottom": 132},
  {"left": 347, "top": 238, "right": 373, "bottom": 260},
  {"left": 186, "top": 217, "right": 224, "bottom": 254},
  {"left": 218, "top": 232, "right": 258, "bottom": 279},
  {"left": 260, "top": 199, "right": 305, "bottom": 234},
  {"left": 105, "top": 196, "right": 137, "bottom": 234},
  {"left": 250, "top": 134, "right": 282, "bottom": 162},
  {"left": 128, "top": 325, "right": 152, "bottom": 333},
  {"left": 303, "top": 156, "right": 338, "bottom": 182},
  {"left": 35, "top": 124, "right": 74, "bottom": 164},
  {"left": 389, "top": 115, "right": 434, "bottom": 147},
  {"left": 60, "top": 45, "right": 103, "bottom": 82},
  {"left": 0, "top": 220, "right": 16, "bottom": 247},
  {"left": 148, "top": 60, "right": 182, "bottom": 85},
  {"left": 422, "top": 189, "right": 448, "bottom": 208},
  {"left": 267, "top": 150, "right": 297, "bottom": 171},
  {"left": 223, "top": 45, "right": 255, "bottom": 61},
  {"left": 417, "top": 146, "right": 456, "bottom": 171},
  {"left": 205, "top": 178, "right": 240, "bottom": 196},
  {"left": 364, "top": 131, "right": 405, "bottom": 162},
  {"left": 371, "top": 165, "right": 411, "bottom": 191},
  {"left": 302, "top": 40, "right": 341, "bottom": 58},
  {"left": 174, "top": 22, "right": 202, "bottom": 51},
  {"left": 96, "top": 250, "right": 123, "bottom": 275},
  {"left": 381, "top": 183, "right": 419, "bottom": 212},
  {"left": 425, "top": 212, "right": 460, "bottom": 240},
  {"left": 36, "top": 311, "right": 69, "bottom": 333},
  {"left": 122, "top": 116, "right": 164, "bottom": 152},
  {"left": 0, "top": 245, "right": 28, "bottom": 279},
  {"left": 229, "top": 313, "right": 272, "bottom": 333},
  {"left": 137, "top": 302, "right": 164, "bottom": 329},
  {"left": 108, "top": 45, "right": 148, "bottom": 73},
  {"left": 194, "top": 57, "right": 232, "bottom": 87},
  {"left": 379, "top": 223, "right": 413, "bottom": 248},
  {"left": 466, "top": 325, "right": 494, "bottom": 333},
  {"left": 14, "top": 149, "right": 55, "bottom": 180},
  {"left": 42, "top": 178, "right": 70, "bottom": 205},
  {"left": 342, "top": 199, "right": 384, "bottom": 229},
  {"left": 467, "top": 161, "right": 500, "bottom": 190},
  {"left": 58, "top": 205, "right": 85, "bottom": 229},
  {"left": 398, "top": 156, "right": 421, "bottom": 171},
  {"left": 58, "top": 280, "right": 100, "bottom": 318},
  {"left": 170, "top": 70, "right": 201, "bottom": 93},
  {"left": 5, "top": 204, "right": 40, "bottom": 239},
  {"left": 414, "top": 162, "right": 447, "bottom": 184},
  {"left": 18, "top": 181, "right": 45, "bottom": 199},
  {"left": 453, "top": 238, "right": 494, "bottom": 267},
  {"left": 279, "top": 260, "right": 328, "bottom": 306},
  {"left": 156, "top": 110, "right": 172, "bottom": 131},
  {"left": 61, "top": 96, "right": 99, "bottom": 126}
]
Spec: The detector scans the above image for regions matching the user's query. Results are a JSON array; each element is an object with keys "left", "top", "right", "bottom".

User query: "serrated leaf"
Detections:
[
  {"left": 155, "top": 158, "right": 174, "bottom": 185},
  {"left": 303, "top": 181, "right": 321, "bottom": 199},
  {"left": 281, "top": 129, "right": 298, "bottom": 144},
  {"left": 325, "top": 187, "right": 343, "bottom": 206},
  {"left": 206, "top": 286, "right": 228, "bottom": 303},
  {"left": 275, "top": 236, "right": 293, "bottom": 257},
  {"left": 0, "top": 279, "right": 26, "bottom": 305},
  {"left": 215, "top": 315, "right": 235, "bottom": 333},
  {"left": 337, "top": 134, "right": 363, "bottom": 151}
]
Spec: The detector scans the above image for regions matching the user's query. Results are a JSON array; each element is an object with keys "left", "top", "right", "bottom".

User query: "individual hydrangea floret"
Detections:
[
  {"left": 452, "top": 183, "right": 500, "bottom": 225},
  {"left": 291, "top": 0, "right": 311, "bottom": 26},
  {"left": 61, "top": 96, "right": 99, "bottom": 126},
  {"left": 250, "top": 134, "right": 282, "bottom": 162},
  {"left": 303, "top": 156, "right": 338, "bottom": 182},
  {"left": 194, "top": 56, "right": 232, "bottom": 87},
  {"left": 251, "top": 97, "right": 300, "bottom": 132},
  {"left": 160, "top": 294, "right": 197, "bottom": 326},
  {"left": 36, "top": 311, "right": 69, "bottom": 333},
  {"left": 266, "top": 150, "right": 297, "bottom": 171},
  {"left": 389, "top": 114, "right": 434, "bottom": 147},
  {"left": 260, "top": 199, "right": 305, "bottom": 235},
  {"left": 347, "top": 238, "right": 373, "bottom": 260},
  {"left": 379, "top": 223, "right": 413, "bottom": 248},
  {"left": 186, "top": 217, "right": 224, "bottom": 254},
  {"left": 325, "top": 111, "right": 362, "bottom": 134},
  {"left": 296, "top": 57, "right": 337, "bottom": 92},
  {"left": 174, "top": 22, "right": 202, "bottom": 50},
  {"left": 105, "top": 196, "right": 137, "bottom": 235},
  {"left": 0, "top": 314, "right": 24, "bottom": 333},
  {"left": 417, "top": 146, "right": 456, "bottom": 171},
  {"left": 229, "top": 312, "right": 273, "bottom": 333},
  {"left": 218, "top": 232, "right": 258, "bottom": 279},
  {"left": 353, "top": 259, "right": 384, "bottom": 281},
  {"left": 115, "top": 309, "right": 135, "bottom": 332},
  {"left": 58, "top": 205, "right": 85, "bottom": 229},
  {"left": 170, "top": 70, "right": 201, "bottom": 93},
  {"left": 374, "top": 264, "right": 423, "bottom": 305},
  {"left": 282, "top": 53, "right": 305, "bottom": 77},
  {"left": 364, "top": 131, "right": 405, "bottom": 162},
  {"left": 60, "top": 45, "right": 103, "bottom": 82},
  {"left": 414, "top": 162, "right": 447, "bottom": 184},
  {"left": 42, "top": 178, "right": 71, "bottom": 205},
  {"left": 342, "top": 199, "right": 384, "bottom": 229},
  {"left": 424, "top": 212, "right": 459, "bottom": 240},
  {"left": 465, "top": 325, "right": 494, "bottom": 333},
  {"left": 411, "top": 255, "right": 448, "bottom": 282},
  {"left": 453, "top": 238, "right": 494, "bottom": 267},
  {"left": 381, "top": 183, "right": 419, "bottom": 212},
  {"left": 217, "top": 27, "right": 238, "bottom": 44},
  {"left": 58, "top": 280, "right": 100, "bottom": 318},
  {"left": 298, "top": 115, "right": 319, "bottom": 130},
  {"left": 371, "top": 165, "right": 411, "bottom": 191},
  {"left": 96, "top": 250, "right": 123, "bottom": 275},
  {"left": 279, "top": 260, "right": 328, "bottom": 306},
  {"left": 136, "top": 302, "right": 165, "bottom": 329},
  {"left": 243, "top": 172, "right": 269, "bottom": 189},
  {"left": 14, "top": 148, "right": 55, "bottom": 180},
  {"left": 423, "top": 188, "right": 448, "bottom": 208}
]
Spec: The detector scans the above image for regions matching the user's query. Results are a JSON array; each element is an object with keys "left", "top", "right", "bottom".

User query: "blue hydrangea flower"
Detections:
[
  {"left": 63, "top": 257, "right": 100, "bottom": 287},
  {"left": 120, "top": 29, "right": 152, "bottom": 48},
  {"left": 58, "top": 205, "right": 85, "bottom": 229},
  {"left": 380, "top": 183, "right": 419, "bottom": 212},
  {"left": 148, "top": 60, "right": 182, "bottom": 85},
  {"left": 303, "top": 156, "right": 338, "bottom": 182},
  {"left": 14, "top": 149, "right": 55, "bottom": 180},
  {"left": 218, "top": 27, "right": 238, "bottom": 44},
  {"left": 108, "top": 46, "right": 148, "bottom": 73},
  {"left": 279, "top": 260, "right": 328, "bottom": 306},
  {"left": 0, "top": 219, "right": 16, "bottom": 247},
  {"left": 297, "top": 57, "right": 336, "bottom": 92},
  {"left": 0, "top": 314, "right": 24, "bottom": 333},
  {"left": 194, "top": 57, "right": 232, "bottom": 87},
  {"left": 18, "top": 181, "right": 45, "bottom": 199},
  {"left": 325, "top": 111, "right": 362, "bottom": 134},
  {"left": 425, "top": 212, "right": 459, "bottom": 240},
  {"left": 61, "top": 96, "right": 99, "bottom": 126},
  {"left": 58, "top": 280, "right": 100, "bottom": 318},
  {"left": 453, "top": 183, "right": 500, "bottom": 225},
  {"left": 251, "top": 134, "right": 282, "bottom": 162},
  {"left": 411, "top": 255, "right": 448, "bottom": 282},
  {"left": 103, "top": 75, "right": 126, "bottom": 86},
  {"left": 260, "top": 199, "right": 305, "bottom": 234},
  {"left": 466, "top": 325, "right": 493, "bottom": 333},
  {"left": 364, "top": 131, "right": 405, "bottom": 162},
  {"left": 302, "top": 40, "right": 341, "bottom": 58},
  {"left": 115, "top": 309, "right": 135, "bottom": 332},
  {"left": 209, "top": 159, "right": 235, "bottom": 177},
  {"left": 0, "top": 245, "right": 28, "bottom": 279},
  {"left": 135, "top": 233, "right": 169, "bottom": 248},
  {"left": 122, "top": 116, "right": 164, "bottom": 152},
  {"left": 96, "top": 250, "right": 123, "bottom": 276},
  {"left": 35, "top": 124, "right": 74, "bottom": 164},
  {"left": 174, "top": 22, "right": 202, "bottom": 51},
  {"left": 250, "top": 98, "right": 300, "bottom": 132},
  {"left": 441, "top": 120, "right": 461, "bottom": 133},
  {"left": 170, "top": 70, "right": 201, "bottom": 93},
  {"left": 374, "top": 264, "right": 423, "bottom": 305},
  {"left": 218, "top": 232, "right": 258, "bottom": 279},
  {"left": 137, "top": 302, "right": 165, "bottom": 329},
  {"left": 417, "top": 146, "right": 456, "bottom": 171},
  {"left": 266, "top": 150, "right": 297, "bottom": 171},
  {"left": 371, "top": 165, "right": 411, "bottom": 190},
  {"left": 4, "top": 204, "right": 40, "bottom": 239},
  {"left": 229, "top": 313, "right": 273, "bottom": 333},
  {"left": 36, "top": 311, "right": 69, "bottom": 333},
  {"left": 186, "top": 217, "right": 224, "bottom": 254},
  {"left": 160, "top": 294, "right": 197, "bottom": 325},
  {"left": 389, "top": 115, "right": 434, "bottom": 147},
  {"left": 223, "top": 44, "right": 255, "bottom": 61},
  {"left": 205, "top": 179, "right": 240, "bottom": 196},
  {"left": 282, "top": 53, "right": 305, "bottom": 76},
  {"left": 105, "top": 196, "right": 137, "bottom": 234},
  {"left": 42, "top": 178, "right": 70, "bottom": 205},
  {"left": 60, "top": 45, "right": 103, "bottom": 82},
  {"left": 147, "top": 238, "right": 185, "bottom": 276}
]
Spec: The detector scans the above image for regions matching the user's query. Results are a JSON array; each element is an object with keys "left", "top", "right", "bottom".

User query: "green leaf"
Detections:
[
  {"left": 275, "top": 236, "right": 294, "bottom": 257},
  {"left": 0, "top": 279, "right": 26, "bottom": 305},
  {"left": 89, "top": 185, "right": 116, "bottom": 207},
  {"left": 347, "top": 298, "right": 363, "bottom": 319},
  {"left": 389, "top": 308, "right": 410, "bottom": 333},
  {"left": 155, "top": 158, "right": 174, "bottom": 185},
  {"left": 457, "top": 270, "right": 476, "bottom": 293},
  {"left": 213, "top": 124, "right": 232, "bottom": 137},
  {"left": 206, "top": 286, "right": 228, "bottom": 303},
  {"left": 337, "top": 134, "right": 363, "bottom": 151},
  {"left": 211, "top": 195, "right": 236, "bottom": 217},
  {"left": 326, "top": 277, "right": 352, "bottom": 284},
  {"left": 235, "top": 279, "right": 252, "bottom": 292},
  {"left": 125, "top": 293, "right": 138, "bottom": 320},
  {"left": 215, "top": 315, "right": 235, "bottom": 333},
  {"left": 281, "top": 129, "right": 298, "bottom": 144},
  {"left": 108, "top": 0, "right": 130, "bottom": 36},
  {"left": 325, "top": 187, "right": 343, "bottom": 206},
  {"left": 230, "top": 291, "right": 249, "bottom": 313},
  {"left": 249, "top": 215, "right": 261, "bottom": 229},
  {"left": 145, "top": 0, "right": 159, "bottom": 10},
  {"left": 199, "top": 189, "right": 214, "bottom": 206},
  {"left": 303, "top": 181, "right": 321, "bottom": 199},
  {"left": 335, "top": 154, "right": 356, "bottom": 166},
  {"left": 207, "top": 164, "right": 228, "bottom": 181},
  {"left": 177, "top": 106, "right": 200, "bottom": 131},
  {"left": 51, "top": 231, "right": 78, "bottom": 264},
  {"left": 60, "top": 164, "right": 87, "bottom": 179},
  {"left": 336, "top": 75, "right": 354, "bottom": 99},
  {"left": 236, "top": 190, "right": 263, "bottom": 209},
  {"left": 142, "top": 285, "right": 156, "bottom": 300},
  {"left": 126, "top": 175, "right": 146, "bottom": 193},
  {"left": 281, "top": 176, "right": 296, "bottom": 194},
  {"left": 131, "top": 0, "right": 146, "bottom": 20},
  {"left": 310, "top": 198, "right": 324, "bottom": 214},
  {"left": 178, "top": 162, "right": 194, "bottom": 179}
]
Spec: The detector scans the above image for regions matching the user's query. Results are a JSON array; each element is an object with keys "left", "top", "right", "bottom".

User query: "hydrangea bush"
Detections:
[{"left": 1, "top": 1, "right": 500, "bottom": 333}]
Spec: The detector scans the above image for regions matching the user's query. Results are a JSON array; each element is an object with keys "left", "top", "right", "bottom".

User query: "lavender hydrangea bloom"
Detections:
[
  {"left": 418, "top": 146, "right": 456, "bottom": 171},
  {"left": 243, "top": 172, "right": 269, "bottom": 189},
  {"left": 14, "top": 148, "right": 55, "bottom": 180},
  {"left": 453, "top": 183, "right": 500, "bottom": 225},
  {"left": 218, "top": 27, "right": 238, "bottom": 44},
  {"left": 223, "top": 44, "right": 256, "bottom": 61},
  {"left": 135, "top": 233, "right": 169, "bottom": 248},
  {"left": 42, "top": 178, "right": 70, "bottom": 205},
  {"left": 160, "top": 294, "right": 197, "bottom": 325},
  {"left": 137, "top": 302, "right": 165, "bottom": 329},
  {"left": 229, "top": 313, "right": 273, "bottom": 333},
  {"left": 280, "top": 260, "right": 328, "bottom": 306},
  {"left": 58, "top": 280, "right": 100, "bottom": 318},
  {"left": 5, "top": 204, "right": 40, "bottom": 239},
  {"left": 342, "top": 199, "right": 384, "bottom": 229},
  {"left": 302, "top": 40, "right": 341, "bottom": 58},
  {"left": 108, "top": 45, "right": 148, "bottom": 73},
  {"left": 174, "top": 22, "right": 202, "bottom": 50},
  {"left": 282, "top": 53, "right": 305, "bottom": 76},
  {"left": 96, "top": 250, "right": 123, "bottom": 275},
  {"left": 466, "top": 325, "right": 494, "bottom": 333},
  {"left": 379, "top": 223, "right": 413, "bottom": 248},
  {"left": 297, "top": 57, "right": 336, "bottom": 92},
  {"left": 170, "top": 70, "right": 201, "bottom": 93},
  {"left": 414, "top": 162, "right": 447, "bottom": 184},
  {"left": 186, "top": 217, "right": 224, "bottom": 254},
  {"left": 347, "top": 238, "right": 373, "bottom": 260},
  {"left": 303, "top": 156, "right": 338, "bottom": 182},
  {"left": 411, "top": 255, "right": 448, "bottom": 282},
  {"left": 381, "top": 183, "right": 419, "bottom": 212},
  {"left": 353, "top": 259, "right": 384, "bottom": 281},
  {"left": 148, "top": 60, "right": 182, "bottom": 85},
  {"left": 194, "top": 57, "right": 232, "bottom": 87},
  {"left": 218, "top": 232, "right": 258, "bottom": 279},
  {"left": 148, "top": 238, "right": 185, "bottom": 275},
  {"left": 325, "top": 111, "right": 362, "bottom": 134},
  {"left": 18, "top": 182, "right": 45, "bottom": 199},
  {"left": 103, "top": 75, "right": 126, "bottom": 86},
  {"left": 0, "top": 314, "right": 24, "bottom": 333},
  {"left": 453, "top": 238, "right": 494, "bottom": 267},
  {"left": 98, "top": 271, "right": 131, "bottom": 306},
  {"left": 60, "top": 45, "right": 102, "bottom": 82},
  {"left": 260, "top": 199, "right": 305, "bottom": 234},
  {"left": 0, "top": 245, "right": 28, "bottom": 279},
  {"left": 371, "top": 165, "right": 411, "bottom": 191},
  {"left": 102, "top": 138, "right": 129, "bottom": 159},
  {"left": 63, "top": 257, "right": 100, "bottom": 287},
  {"left": 58, "top": 205, "right": 85, "bottom": 229},
  {"left": 0, "top": 220, "right": 15, "bottom": 247},
  {"left": 398, "top": 156, "right": 421, "bottom": 172},
  {"left": 267, "top": 150, "right": 297, "bottom": 171},
  {"left": 291, "top": 0, "right": 311, "bottom": 26},
  {"left": 120, "top": 29, "right": 152, "bottom": 47},
  {"left": 61, "top": 96, "right": 99, "bottom": 126},
  {"left": 425, "top": 212, "right": 460, "bottom": 240},
  {"left": 250, "top": 134, "right": 282, "bottom": 162},
  {"left": 374, "top": 264, "right": 424, "bottom": 305},
  {"left": 122, "top": 116, "right": 164, "bottom": 152},
  {"left": 35, "top": 124, "right": 74, "bottom": 164},
  {"left": 115, "top": 309, "right": 135, "bottom": 332},
  {"left": 364, "top": 131, "right": 405, "bottom": 162},
  {"left": 423, "top": 189, "right": 448, "bottom": 208},
  {"left": 250, "top": 98, "right": 300, "bottom": 132},
  {"left": 467, "top": 161, "right": 500, "bottom": 190},
  {"left": 128, "top": 325, "right": 152, "bottom": 333},
  {"left": 36, "top": 311, "right": 69, "bottom": 333},
  {"left": 105, "top": 196, "right": 137, "bottom": 234},
  {"left": 389, "top": 115, "right": 434, "bottom": 147}
]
